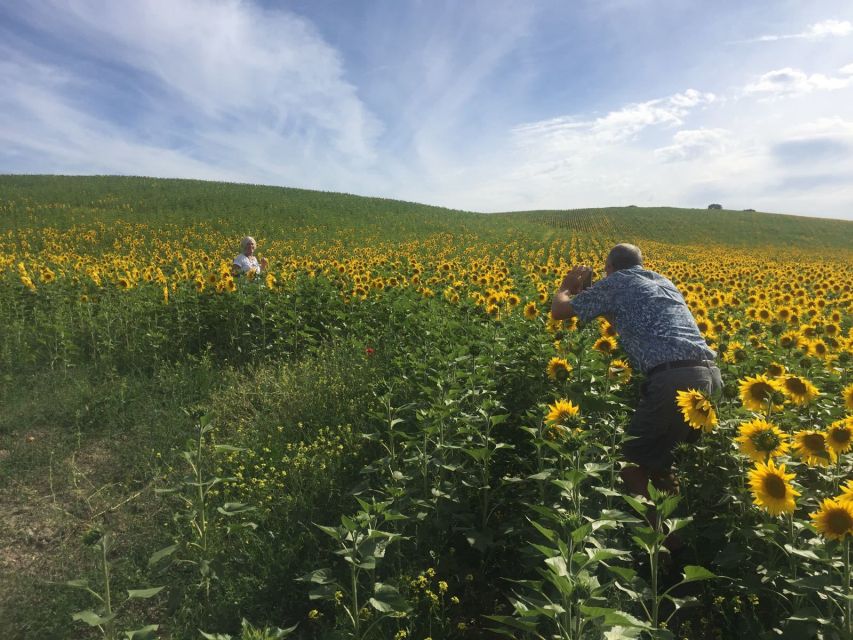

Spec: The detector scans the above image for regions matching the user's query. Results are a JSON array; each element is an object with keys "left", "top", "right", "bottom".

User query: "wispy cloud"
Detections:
[
  {"left": 741, "top": 19, "right": 852, "bottom": 43},
  {"left": 654, "top": 128, "right": 730, "bottom": 163},
  {"left": 514, "top": 89, "right": 716, "bottom": 148},
  {"left": 744, "top": 66, "right": 853, "bottom": 97},
  {"left": 0, "top": 0, "right": 381, "bottom": 189}
]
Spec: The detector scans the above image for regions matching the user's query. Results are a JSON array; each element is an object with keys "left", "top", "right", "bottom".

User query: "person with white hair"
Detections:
[{"left": 232, "top": 236, "right": 268, "bottom": 276}]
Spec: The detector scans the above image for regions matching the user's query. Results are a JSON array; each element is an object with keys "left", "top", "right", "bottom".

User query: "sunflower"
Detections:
[
  {"left": 723, "top": 341, "right": 748, "bottom": 364},
  {"left": 546, "top": 357, "right": 572, "bottom": 381},
  {"left": 592, "top": 336, "right": 618, "bottom": 356},
  {"left": 747, "top": 460, "right": 799, "bottom": 516},
  {"left": 545, "top": 399, "right": 581, "bottom": 426},
  {"left": 735, "top": 419, "right": 790, "bottom": 462},
  {"left": 826, "top": 417, "right": 853, "bottom": 455},
  {"left": 809, "top": 498, "right": 853, "bottom": 541},
  {"left": 738, "top": 375, "right": 784, "bottom": 412},
  {"left": 780, "top": 375, "right": 819, "bottom": 406},
  {"left": 809, "top": 339, "right": 830, "bottom": 359},
  {"left": 607, "top": 359, "right": 632, "bottom": 384},
  {"left": 599, "top": 319, "right": 618, "bottom": 337},
  {"left": 843, "top": 382, "right": 853, "bottom": 412},
  {"left": 765, "top": 362, "right": 786, "bottom": 378},
  {"left": 675, "top": 389, "right": 717, "bottom": 432},
  {"left": 839, "top": 480, "right": 853, "bottom": 505},
  {"left": 523, "top": 301, "right": 538, "bottom": 319},
  {"left": 792, "top": 430, "right": 837, "bottom": 466},
  {"left": 778, "top": 331, "right": 799, "bottom": 349}
]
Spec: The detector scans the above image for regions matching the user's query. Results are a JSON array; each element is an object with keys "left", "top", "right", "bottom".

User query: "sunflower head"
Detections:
[
  {"left": 826, "top": 417, "right": 853, "bottom": 455},
  {"left": 793, "top": 430, "right": 837, "bottom": 467},
  {"left": 735, "top": 419, "right": 789, "bottom": 463},
  {"left": 747, "top": 459, "right": 799, "bottom": 516},
  {"left": 547, "top": 357, "right": 572, "bottom": 382},
  {"left": 523, "top": 301, "right": 538, "bottom": 319},
  {"left": 843, "top": 382, "right": 853, "bottom": 412},
  {"left": 765, "top": 362, "right": 786, "bottom": 378},
  {"left": 780, "top": 375, "right": 819, "bottom": 406},
  {"left": 545, "top": 399, "right": 581, "bottom": 428},
  {"left": 607, "top": 359, "right": 632, "bottom": 384},
  {"left": 810, "top": 498, "right": 853, "bottom": 541},
  {"left": 592, "top": 336, "right": 618, "bottom": 356},
  {"left": 676, "top": 388, "right": 717, "bottom": 432},
  {"left": 839, "top": 480, "right": 853, "bottom": 505},
  {"left": 738, "top": 375, "right": 785, "bottom": 413},
  {"left": 723, "top": 341, "right": 748, "bottom": 364}
]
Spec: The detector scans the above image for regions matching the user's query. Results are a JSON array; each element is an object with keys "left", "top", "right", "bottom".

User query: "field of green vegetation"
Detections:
[{"left": 1, "top": 175, "right": 852, "bottom": 640}]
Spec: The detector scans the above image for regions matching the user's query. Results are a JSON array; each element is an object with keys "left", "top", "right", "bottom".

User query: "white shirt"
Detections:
[{"left": 233, "top": 254, "right": 260, "bottom": 273}]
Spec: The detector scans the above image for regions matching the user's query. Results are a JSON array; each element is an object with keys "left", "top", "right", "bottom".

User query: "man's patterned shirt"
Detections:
[{"left": 570, "top": 265, "right": 715, "bottom": 374}]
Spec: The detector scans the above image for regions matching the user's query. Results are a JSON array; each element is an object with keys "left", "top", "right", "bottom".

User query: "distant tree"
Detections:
[
  {"left": 708, "top": 203, "right": 723, "bottom": 210},
  {"left": 743, "top": 208, "right": 755, "bottom": 212}
]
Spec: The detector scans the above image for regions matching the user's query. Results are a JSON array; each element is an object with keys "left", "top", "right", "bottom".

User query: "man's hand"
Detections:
[
  {"left": 559, "top": 265, "right": 593, "bottom": 295},
  {"left": 260, "top": 257, "right": 269, "bottom": 270}
]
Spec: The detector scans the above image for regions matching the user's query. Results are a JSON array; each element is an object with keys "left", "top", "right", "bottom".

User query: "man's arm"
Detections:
[{"left": 551, "top": 266, "right": 593, "bottom": 320}]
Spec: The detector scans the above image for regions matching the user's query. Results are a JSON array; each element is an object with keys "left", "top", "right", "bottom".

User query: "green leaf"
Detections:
[
  {"left": 529, "top": 519, "right": 558, "bottom": 543},
  {"left": 217, "top": 502, "right": 255, "bottom": 516},
  {"left": 544, "top": 555, "right": 568, "bottom": 577},
  {"left": 490, "top": 413, "right": 510, "bottom": 426},
  {"left": 681, "top": 565, "right": 716, "bottom": 583},
  {"left": 72, "top": 610, "right": 116, "bottom": 626},
  {"left": 571, "top": 523, "right": 592, "bottom": 543},
  {"left": 783, "top": 544, "right": 820, "bottom": 561},
  {"left": 148, "top": 543, "right": 178, "bottom": 568},
  {"left": 127, "top": 586, "right": 165, "bottom": 599},
  {"left": 199, "top": 632, "right": 232, "bottom": 640},
  {"left": 369, "top": 582, "right": 410, "bottom": 613},
  {"left": 314, "top": 523, "right": 342, "bottom": 540},
  {"left": 213, "top": 444, "right": 245, "bottom": 453},
  {"left": 622, "top": 495, "right": 648, "bottom": 515},
  {"left": 65, "top": 579, "right": 89, "bottom": 589},
  {"left": 579, "top": 605, "right": 650, "bottom": 628},
  {"left": 604, "top": 626, "right": 644, "bottom": 639},
  {"left": 123, "top": 625, "right": 159, "bottom": 640},
  {"left": 297, "top": 568, "right": 334, "bottom": 585}
]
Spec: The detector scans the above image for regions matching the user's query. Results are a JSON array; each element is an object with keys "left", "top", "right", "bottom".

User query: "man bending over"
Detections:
[{"left": 551, "top": 243, "right": 722, "bottom": 509}]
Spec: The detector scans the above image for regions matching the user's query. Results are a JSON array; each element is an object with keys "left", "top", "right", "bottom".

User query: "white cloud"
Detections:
[
  {"left": 747, "top": 19, "right": 852, "bottom": 42},
  {"left": 514, "top": 89, "right": 715, "bottom": 148},
  {"left": 744, "top": 67, "right": 853, "bottom": 96},
  {"left": 0, "top": 1, "right": 381, "bottom": 188},
  {"left": 654, "top": 128, "right": 730, "bottom": 162},
  {"left": 841, "top": 63, "right": 853, "bottom": 75}
]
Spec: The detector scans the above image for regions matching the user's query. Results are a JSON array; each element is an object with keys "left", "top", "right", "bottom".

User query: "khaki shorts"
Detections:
[{"left": 623, "top": 364, "right": 723, "bottom": 472}]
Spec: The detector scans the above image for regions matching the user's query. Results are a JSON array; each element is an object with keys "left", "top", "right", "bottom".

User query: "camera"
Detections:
[{"left": 581, "top": 269, "right": 593, "bottom": 290}]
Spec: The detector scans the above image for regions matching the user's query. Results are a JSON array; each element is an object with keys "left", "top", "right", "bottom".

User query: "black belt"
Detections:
[{"left": 646, "top": 359, "right": 715, "bottom": 377}]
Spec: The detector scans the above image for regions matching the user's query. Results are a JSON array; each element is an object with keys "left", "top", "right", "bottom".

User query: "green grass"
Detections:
[{"left": 2, "top": 174, "right": 851, "bottom": 251}]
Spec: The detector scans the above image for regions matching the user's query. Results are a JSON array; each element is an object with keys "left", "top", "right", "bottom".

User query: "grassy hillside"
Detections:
[{"left": 2, "top": 175, "right": 851, "bottom": 252}]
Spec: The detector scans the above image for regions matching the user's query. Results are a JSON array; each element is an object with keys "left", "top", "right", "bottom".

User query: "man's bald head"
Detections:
[{"left": 606, "top": 244, "right": 643, "bottom": 272}]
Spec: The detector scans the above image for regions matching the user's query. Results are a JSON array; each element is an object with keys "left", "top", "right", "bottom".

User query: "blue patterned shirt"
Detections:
[{"left": 570, "top": 265, "right": 715, "bottom": 373}]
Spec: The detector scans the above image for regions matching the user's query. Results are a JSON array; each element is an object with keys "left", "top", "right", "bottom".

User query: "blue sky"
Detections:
[{"left": 1, "top": 1, "right": 852, "bottom": 219}]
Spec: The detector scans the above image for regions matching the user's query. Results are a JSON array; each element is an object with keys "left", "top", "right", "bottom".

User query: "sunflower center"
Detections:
[
  {"left": 803, "top": 433, "right": 827, "bottom": 453},
  {"left": 762, "top": 474, "right": 788, "bottom": 499},
  {"left": 786, "top": 378, "right": 807, "bottom": 395},
  {"left": 752, "top": 430, "right": 780, "bottom": 452},
  {"left": 826, "top": 509, "right": 853, "bottom": 535},
  {"left": 749, "top": 382, "right": 775, "bottom": 401},
  {"left": 830, "top": 428, "right": 851, "bottom": 445}
]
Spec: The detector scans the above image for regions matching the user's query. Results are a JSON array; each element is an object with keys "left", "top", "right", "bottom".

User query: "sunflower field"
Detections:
[{"left": 1, "top": 176, "right": 852, "bottom": 639}]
